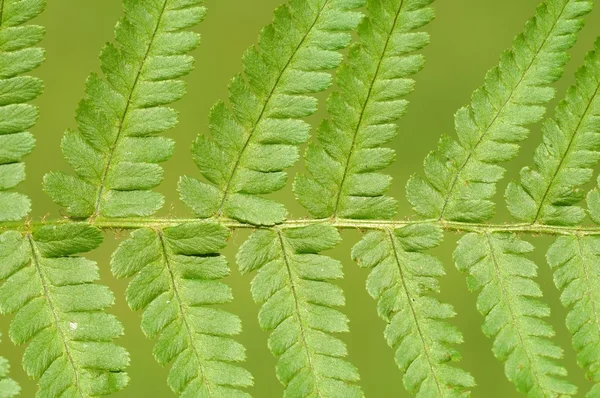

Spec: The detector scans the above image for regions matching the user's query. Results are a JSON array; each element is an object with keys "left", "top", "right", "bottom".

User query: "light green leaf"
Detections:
[
  {"left": 111, "top": 223, "right": 252, "bottom": 396},
  {"left": 506, "top": 38, "right": 600, "bottom": 226},
  {"left": 0, "top": 226, "right": 129, "bottom": 397},
  {"left": 237, "top": 224, "right": 363, "bottom": 397},
  {"left": 547, "top": 236, "right": 600, "bottom": 396},
  {"left": 0, "top": 333, "right": 20, "bottom": 398},
  {"left": 45, "top": 0, "right": 205, "bottom": 218},
  {"left": 455, "top": 232, "right": 575, "bottom": 396},
  {"left": 587, "top": 176, "right": 600, "bottom": 224},
  {"left": 407, "top": 0, "right": 593, "bottom": 222},
  {"left": 179, "top": 0, "right": 365, "bottom": 226},
  {"left": 296, "top": 0, "right": 434, "bottom": 220},
  {"left": 352, "top": 225, "right": 474, "bottom": 397},
  {"left": 0, "top": 0, "right": 46, "bottom": 222}
]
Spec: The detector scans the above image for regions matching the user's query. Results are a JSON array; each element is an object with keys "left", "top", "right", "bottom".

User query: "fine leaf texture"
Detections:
[
  {"left": 237, "top": 224, "right": 362, "bottom": 397},
  {"left": 178, "top": 0, "right": 364, "bottom": 226},
  {"left": 407, "top": 0, "right": 592, "bottom": 223},
  {"left": 547, "top": 236, "right": 600, "bottom": 397},
  {"left": 44, "top": 0, "right": 205, "bottom": 218},
  {"left": 0, "top": 333, "right": 20, "bottom": 398},
  {"left": 455, "top": 233, "right": 575, "bottom": 397},
  {"left": 351, "top": 224, "right": 474, "bottom": 397},
  {"left": 585, "top": 175, "right": 600, "bottom": 224},
  {"left": 111, "top": 223, "right": 252, "bottom": 397},
  {"left": 0, "top": 0, "right": 46, "bottom": 221},
  {"left": 506, "top": 38, "right": 600, "bottom": 226},
  {"left": 0, "top": 224, "right": 129, "bottom": 397},
  {"left": 295, "top": 0, "right": 434, "bottom": 220}
]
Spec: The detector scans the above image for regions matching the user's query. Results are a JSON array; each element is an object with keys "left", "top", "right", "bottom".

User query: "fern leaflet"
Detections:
[
  {"left": 547, "top": 236, "right": 600, "bottom": 396},
  {"left": 178, "top": 0, "right": 364, "bottom": 226},
  {"left": 499, "top": 33, "right": 600, "bottom": 396},
  {"left": 0, "top": 0, "right": 45, "bottom": 221},
  {"left": 0, "top": 333, "right": 20, "bottom": 398},
  {"left": 507, "top": 37, "right": 600, "bottom": 226},
  {"left": 407, "top": 0, "right": 592, "bottom": 223},
  {"left": 0, "top": 224, "right": 129, "bottom": 396},
  {"left": 44, "top": 0, "right": 205, "bottom": 218},
  {"left": 237, "top": 224, "right": 362, "bottom": 396},
  {"left": 454, "top": 233, "right": 574, "bottom": 396},
  {"left": 352, "top": 224, "right": 474, "bottom": 397},
  {"left": 295, "top": 0, "right": 434, "bottom": 220},
  {"left": 111, "top": 222, "right": 252, "bottom": 396}
]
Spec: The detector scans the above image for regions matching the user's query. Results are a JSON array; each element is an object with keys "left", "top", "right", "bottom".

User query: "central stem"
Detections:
[{"left": 6, "top": 217, "right": 600, "bottom": 236}]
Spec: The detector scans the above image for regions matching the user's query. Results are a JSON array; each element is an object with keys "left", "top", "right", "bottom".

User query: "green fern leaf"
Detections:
[
  {"left": 454, "top": 232, "right": 575, "bottom": 396},
  {"left": 0, "top": 333, "right": 20, "bottom": 398},
  {"left": 178, "top": 0, "right": 364, "bottom": 226},
  {"left": 0, "top": 0, "right": 46, "bottom": 221},
  {"left": 407, "top": 0, "right": 592, "bottom": 223},
  {"left": 547, "top": 236, "right": 600, "bottom": 396},
  {"left": 295, "top": 0, "right": 434, "bottom": 220},
  {"left": 506, "top": 38, "right": 600, "bottom": 226},
  {"left": 352, "top": 224, "right": 474, "bottom": 397},
  {"left": 44, "top": 0, "right": 205, "bottom": 218},
  {"left": 585, "top": 173, "right": 600, "bottom": 223},
  {"left": 0, "top": 224, "right": 129, "bottom": 397},
  {"left": 237, "top": 224, "right": 362, "bottom": 396},
  {"left": 111, "top": 222, "right": 252, "bottom": 396}
]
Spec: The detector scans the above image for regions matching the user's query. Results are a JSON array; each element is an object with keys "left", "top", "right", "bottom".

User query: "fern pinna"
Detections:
[{"left": 5, "top": 0, "right": 600, "bottom": 396}]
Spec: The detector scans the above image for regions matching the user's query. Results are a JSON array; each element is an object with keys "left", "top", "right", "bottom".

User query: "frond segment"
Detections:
[
  {"left": 178, "top": 0, "right": 364, "bottom": 226},
  {"left": 454, "top": 233, "right": 575, "bottom": 396},
  {"left": 407, "top": 0, "right": 592, "bottom": 223},
  {"left": 586, "top": 175, "right": 600, "bottom": 224},
  {"left": 0, "top": 0, "right": 46, "bottom": 221},
  {"left": 237, "top": 224, "right": 362, "bottom": 396},
  {"left": 111, "top": 223, "right": 252, "bottom": 396},
  {"left": 506, "top": 38, "right": 600, "bottom": 226},
  {"left": 0, "top": 224, "right": 129, "bottom": 396},
  {"left": 352, "top": 224, "right": 474, "bottom": 397},
  {"left": 0, "top": 333, "right": 20, "bottom": 398},
  {"left": 295, "top": 0, "right": 434, "bottom": 220},
  {"left": 547, "top": 236, "right": 600, "bottom": 396},
  {"left": 44, "top": 0, "right": 205, "bottom": 218}
]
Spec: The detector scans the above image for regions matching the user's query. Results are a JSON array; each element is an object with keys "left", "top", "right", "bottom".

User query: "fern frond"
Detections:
[
  {"left": 351, "top": 224, "right": 474, "bottom": 397},
  {"left": 295, "top": 0, "right": 434, "bottom": 220},
  {"left": 407, "top": 0, "right": 592, "bottom": 223},
  {"left": 0, "top": 333, "right": 20, "bottom": 398},
  {"left": 44, "top": 0, "right": 205, "bottom": 218},
  {"left": 237, "top": 224, "right": 362, "bottom": 396},
  {"left": 454, "top": 232, "right": 574, "bottom": 396},
  {"left": 111, "top": 223, "right": 252, "bottom": 396},
  {"left": 506, "top": 37, "right": 600, "bottom": 226},
  {"left": 0, "top": 0, "right": 45, "bottom": 221},
  {"left": 547, "top": 236, "right": 600, "bottom": 396},
  {"left": 178, "top": 0, "right": 364, "bottom": 226},
  {"left": 0, "top": 224, "right": 129, "bottom": 396}
]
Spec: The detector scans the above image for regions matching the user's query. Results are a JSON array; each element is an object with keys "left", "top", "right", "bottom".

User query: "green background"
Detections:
[{"left": 3, "top": 0, "right": 600, "bottom": 396}]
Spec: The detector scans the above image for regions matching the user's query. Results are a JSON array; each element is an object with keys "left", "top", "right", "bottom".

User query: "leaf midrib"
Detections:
[
  {"left": 387, "top": 228, "right": 445, "bottom": 396},
  {"left": 438, "top": 2, "right": 570, "bottom": 221},
  {"left": 93, "top": 0, "right": 169, "bottom": 218},
  {"left": 484, "top": 232, "right": 553, "bottom": 396},
  {"left": 27, "top": 235, "right": 85, "bottom": 398},
  {"left": 532, "top": 82, "right": 600, "bottom": 224},
  {"left": 157, "top": 230, "right": 215, "bottom": 397},
  {"left": 277, "top": 230, "right": 324, "bottom": 397},
  {"left": 215, "top": 0, "right": 330, "bottom": 218},
  {"left": 332, "top": 0, "right": 406, "bottom": 218}
]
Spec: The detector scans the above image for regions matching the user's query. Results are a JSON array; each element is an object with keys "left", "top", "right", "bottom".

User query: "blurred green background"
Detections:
[{"left": 3, "top": 0, "right": 600, "bottom": 396}]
